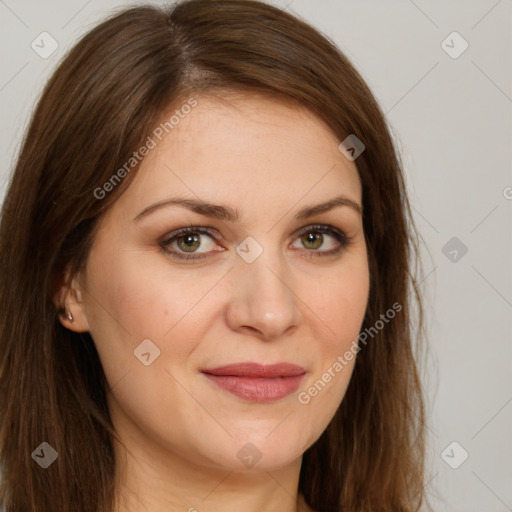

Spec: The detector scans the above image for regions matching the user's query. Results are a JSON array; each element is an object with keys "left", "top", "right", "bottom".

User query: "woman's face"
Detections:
[{"left": 68, "top": 93, "right": 369, "bottom": 473}]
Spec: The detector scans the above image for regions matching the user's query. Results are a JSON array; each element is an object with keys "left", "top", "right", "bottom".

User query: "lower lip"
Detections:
[{"left": 203, "top": 373, "right": 305, "bottom": 402}]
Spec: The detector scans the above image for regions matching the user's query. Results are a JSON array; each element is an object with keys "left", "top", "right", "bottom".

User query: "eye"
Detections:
[
  {"left": 160, "top": 224, "right": 351, "bottom": 261},
  {"left": 290, "top": 224, "right": 350, "bottom": 257},
  {"left": 160, "top": 227, "right": 223, "bottom": 261}
]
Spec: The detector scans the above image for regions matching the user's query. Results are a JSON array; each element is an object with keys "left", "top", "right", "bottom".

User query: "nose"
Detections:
[{"left": 225, "top": 250, "right": 303, "bottom": 341}]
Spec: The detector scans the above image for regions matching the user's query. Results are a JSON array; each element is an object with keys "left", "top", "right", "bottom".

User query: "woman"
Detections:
[{"left": 0, "top": 1, "right": 429, "bottom": 511}]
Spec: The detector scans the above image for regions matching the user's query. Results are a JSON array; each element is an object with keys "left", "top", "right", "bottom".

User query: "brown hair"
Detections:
[{"left": 0, "top": 1, "right": 429, "bottom": 511}]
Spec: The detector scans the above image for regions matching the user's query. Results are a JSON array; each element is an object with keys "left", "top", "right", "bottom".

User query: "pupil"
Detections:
[
  {"left": 304, "top": 232, "right": 322, "bottom": 249},
  {"left": 180, "top": 234, "right": 199, "bottom": 251}
]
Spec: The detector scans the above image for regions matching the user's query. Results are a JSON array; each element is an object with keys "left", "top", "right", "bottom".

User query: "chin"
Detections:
[{"left": 196, "top": 426, "right": 313, "bottom": 473}]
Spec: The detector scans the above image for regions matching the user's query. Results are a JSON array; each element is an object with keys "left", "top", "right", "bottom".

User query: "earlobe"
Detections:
[
  {"left": 54, "top": 271, "right": 90, "bottom": 333},
  {"left": 64, "top": 309, "right": 74, "bottom": 323},
  {"left": 57, "top": 293, "right": 90, "bottom": 334}
]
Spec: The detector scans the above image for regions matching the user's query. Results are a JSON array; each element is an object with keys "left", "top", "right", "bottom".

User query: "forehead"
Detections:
[{"left": 109, "top": 92, "right": 362, "bottom": 223}]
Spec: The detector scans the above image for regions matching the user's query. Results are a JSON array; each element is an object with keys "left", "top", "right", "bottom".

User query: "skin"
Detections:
[{"left": 57, "top": 92, "right": 370, "bottom": 512}]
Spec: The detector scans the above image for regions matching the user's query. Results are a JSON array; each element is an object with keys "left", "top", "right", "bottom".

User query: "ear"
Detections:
[{"left": 53, "top": 266, "right": 90, "bottom": 333}]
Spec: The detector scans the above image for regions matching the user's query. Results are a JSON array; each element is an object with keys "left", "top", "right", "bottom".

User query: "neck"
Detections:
[{"left": 111, "top": 428, "right": 314, "bottom": 512}]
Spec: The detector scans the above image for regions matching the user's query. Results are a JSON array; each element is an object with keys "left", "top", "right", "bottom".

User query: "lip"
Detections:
[{"left": 202, "top": 362, "right": 306, "bottom": 402}]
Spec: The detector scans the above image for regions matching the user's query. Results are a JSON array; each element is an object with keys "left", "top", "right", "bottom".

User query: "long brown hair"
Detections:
[{"left": 0, "top": 1, "right": 429, "bottom": 511}]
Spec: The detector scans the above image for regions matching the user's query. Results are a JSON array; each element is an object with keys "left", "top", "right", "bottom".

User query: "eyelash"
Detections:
[{"left": 159, "top": 224, "right": 352, "bottom": 261}]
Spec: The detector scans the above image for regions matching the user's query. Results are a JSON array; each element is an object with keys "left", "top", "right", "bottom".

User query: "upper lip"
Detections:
[{"left": 202, "top": 362, "right": 306, "bottom": 378}]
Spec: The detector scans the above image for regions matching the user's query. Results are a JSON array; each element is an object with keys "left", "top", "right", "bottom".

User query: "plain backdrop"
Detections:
[{"left": 0, "top": 1, "right": 511, "bottom": 511}]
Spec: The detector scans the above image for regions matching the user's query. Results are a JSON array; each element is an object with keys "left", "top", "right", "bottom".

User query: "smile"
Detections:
[{"left": 201, "top": 362, "right": 306, "bottom": 402}]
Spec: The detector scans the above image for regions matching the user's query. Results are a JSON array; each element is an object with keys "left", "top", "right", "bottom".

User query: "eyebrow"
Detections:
[{"left": 133, "top": 194, "right": 362, "bottom": 223}]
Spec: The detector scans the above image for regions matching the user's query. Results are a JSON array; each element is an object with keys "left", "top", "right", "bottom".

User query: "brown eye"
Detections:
[
  {"left": 176, "top": 233, "right": 201, "bottom": 253},
  {"left": 160, "top": 224, "right": 351, "bottom": 262},
  {"left": 160, "top": 227, "right": 223, "bottom": 260},
  {"left": 291, "top": 224, "right": 350, "bottom": 256},
  {"left": 301, "top": 231, "right": 324, "bottom": 250}
]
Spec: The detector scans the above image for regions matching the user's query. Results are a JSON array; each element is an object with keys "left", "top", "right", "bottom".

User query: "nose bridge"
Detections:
[{"left": 227, "top": 235, "right": 301, "bottom": 339}]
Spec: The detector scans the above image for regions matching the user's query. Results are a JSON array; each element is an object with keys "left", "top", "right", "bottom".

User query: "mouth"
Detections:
[{"left": 201, "top": 362, "right": 306, "bottom": 402}]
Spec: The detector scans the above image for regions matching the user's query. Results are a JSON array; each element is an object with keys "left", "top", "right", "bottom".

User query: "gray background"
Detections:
[{"left": 1, "top": 1, "right": 511, "bottom": 510}]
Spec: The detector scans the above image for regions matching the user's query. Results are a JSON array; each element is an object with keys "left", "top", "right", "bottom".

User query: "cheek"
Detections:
[
  {"left": 83, "top": 247, "right": 225, "bottom": 388},
  {"left": 90, "top": 245, "right": 223, "bottom": 332},
  {"left": 313, "top": 254, "right": 370, "bottom": 348},
  {"left": 83, "top": 250, "right": 226, "bottom": 451},
  {"left": 300, "top": 255, "right": 369, "bottom": 407}
]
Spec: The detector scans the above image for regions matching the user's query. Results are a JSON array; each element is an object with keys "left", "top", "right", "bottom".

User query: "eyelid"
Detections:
[
  {"left": 290, "top": 224, "right": 351, "bottom": 256},
  {"left": 159, "top": 226, "right": 222, "bottom": 258},
  {"left": 159, "top": 223, "right": 351, "bottom": 261},
  {"left": 293, "top": 223, "right": 347, "bottom": 242}
]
